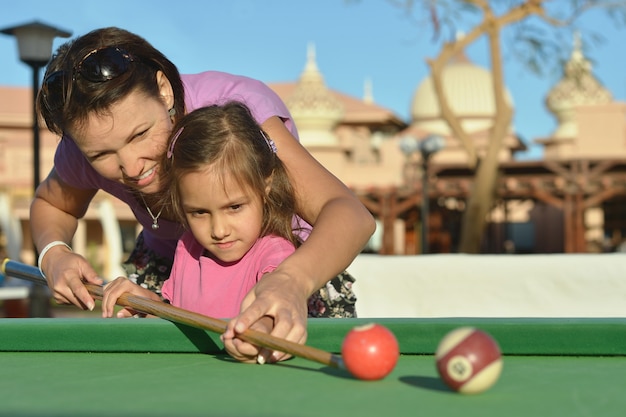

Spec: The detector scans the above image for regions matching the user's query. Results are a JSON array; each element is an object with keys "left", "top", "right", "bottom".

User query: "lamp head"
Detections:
[
  {"left": 420, "top": 134, "right": 445, "bottom": 158},
  {"left": 1, "top": 20, "right": 71, "bottom": 67},
  {"left": 399, "top": 135, "right": 420, "bottom": 155}
]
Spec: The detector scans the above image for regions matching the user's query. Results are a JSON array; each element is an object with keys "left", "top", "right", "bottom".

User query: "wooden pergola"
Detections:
[{"left": 355, "top": 158, "right": 626, "bottom": 255}]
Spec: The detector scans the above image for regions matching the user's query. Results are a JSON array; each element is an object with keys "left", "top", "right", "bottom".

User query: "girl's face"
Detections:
[
  {"left": 179, "top": 165, "right": 265, "bottom": 263},
  {"left": 68, "top": 83, "right": 174, "bottom": 195}
]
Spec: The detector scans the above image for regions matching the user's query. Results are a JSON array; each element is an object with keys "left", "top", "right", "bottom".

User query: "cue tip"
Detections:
[
  {"left": 1, "top": 258, "right": 9, "bottom": 274},
  {"left": 331, "top": 354, "right": 345, "bottom": 370}
]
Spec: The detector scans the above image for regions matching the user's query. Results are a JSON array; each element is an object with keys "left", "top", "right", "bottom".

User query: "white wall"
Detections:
[{"left": 348, "top": 253, "right": 626, "bottom": 318}]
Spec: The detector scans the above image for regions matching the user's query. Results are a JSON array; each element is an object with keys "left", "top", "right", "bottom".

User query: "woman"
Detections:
[{"left": 33, "top": 27, "right": 375, "bottom": 363}]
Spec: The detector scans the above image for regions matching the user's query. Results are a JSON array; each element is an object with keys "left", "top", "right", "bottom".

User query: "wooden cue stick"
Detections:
[{"left": 2, "top": 258, "right": 344, "bottom": 370}]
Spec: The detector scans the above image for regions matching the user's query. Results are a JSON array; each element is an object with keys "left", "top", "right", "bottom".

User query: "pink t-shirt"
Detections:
[
  {"left": 53, "top": 71, "right": 308, "bottom": 259},
  {"left": 162, "top": 231, "right": 296, "bottom": 318}
]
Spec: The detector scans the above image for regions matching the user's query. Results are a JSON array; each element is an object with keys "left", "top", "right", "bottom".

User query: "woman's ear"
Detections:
[{"left": 156, "top": 71, "right": 174, "bottom": 109}]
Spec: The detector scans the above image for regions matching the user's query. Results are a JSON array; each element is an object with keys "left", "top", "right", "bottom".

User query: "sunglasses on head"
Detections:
[{"left": 42, "top": 46, "right": 135, "bottom": 111}]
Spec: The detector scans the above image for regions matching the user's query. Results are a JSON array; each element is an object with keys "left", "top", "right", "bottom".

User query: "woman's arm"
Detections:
[
  {"left": 223, "top": 116, "right": 375, "bottom": 362},
  {"left": 262, "top": 116, "right": 375, "bottom": 285},
  {"left": 31, "top": 169, "right": 103, "bottom": 310}
]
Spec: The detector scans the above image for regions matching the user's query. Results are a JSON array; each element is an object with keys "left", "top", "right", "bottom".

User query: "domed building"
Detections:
[
  {"left": 407, "top": 52, "right": 525, "bottom": 164},
  {"left": 272, "top": 45, "right": 527, "bottom": 188},
  {"left": 389, "top": 52, "right": 528, "bottom": 254},
  {"left": 268, "top": 38, "right": 626, "bottom": 255},
  {"left": 265, "top": 46, "right": 533, "bottom": 254},
  {"left": 538, "top": 33, "right": 621, "bottom": 160},
  {"left": 536, "top": 34, "right": 626, "bottom": 251}
]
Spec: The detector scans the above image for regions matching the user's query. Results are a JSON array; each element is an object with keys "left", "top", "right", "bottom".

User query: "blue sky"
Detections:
[{"left": 1, "top": 1, "right": 624, "bottom": 160}]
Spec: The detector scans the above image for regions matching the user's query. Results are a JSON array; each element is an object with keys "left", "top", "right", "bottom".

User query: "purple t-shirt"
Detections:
[
  {"left": 162, "top": 231, "right": 296, "bottom": 318},
  {"left": 53, "top": 71, "right": 303, "bottom": 259}
]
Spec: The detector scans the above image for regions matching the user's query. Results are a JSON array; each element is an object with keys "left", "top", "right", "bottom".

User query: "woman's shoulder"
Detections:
[
  {"left": 182, "top": 71, "right": 292, "bottom": 127},
  {"left": 181, "top": 71, "right": 268, "bottom": 92}
]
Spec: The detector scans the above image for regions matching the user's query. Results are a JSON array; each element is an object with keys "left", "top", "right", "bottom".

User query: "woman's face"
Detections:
[{"left": 68, "top": 89, "right": 173, "bottom": 194}]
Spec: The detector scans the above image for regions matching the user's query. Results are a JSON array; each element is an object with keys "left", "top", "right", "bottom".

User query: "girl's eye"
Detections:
[{"left": 229, "top": 204, "right": 242, "bottom": 211}]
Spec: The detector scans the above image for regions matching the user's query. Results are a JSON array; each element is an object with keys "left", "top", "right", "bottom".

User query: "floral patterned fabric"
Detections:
[
  {"left": 121, "top": 233, "right": 171, "bottom": 295},
  {"left": 306, "top": 271, "right": 357, "bottom": 318},
  {"left": 122, "top": 231, "right": 358, "bottom": 318}
]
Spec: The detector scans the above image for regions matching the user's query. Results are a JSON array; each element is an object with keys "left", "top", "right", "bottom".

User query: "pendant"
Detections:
[{"left": 152, "top": 220, "right": 159, "bottom": 230}]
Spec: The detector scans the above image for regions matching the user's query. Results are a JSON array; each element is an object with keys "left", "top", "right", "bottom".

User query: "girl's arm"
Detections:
[{"left": 101, "top": 276, "right": 162, "bottom": 318}]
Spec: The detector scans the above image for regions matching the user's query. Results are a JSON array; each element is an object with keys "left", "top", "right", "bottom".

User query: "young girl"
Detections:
[{"left": 173, "top": 102, "right": 301, "bottom": 317}]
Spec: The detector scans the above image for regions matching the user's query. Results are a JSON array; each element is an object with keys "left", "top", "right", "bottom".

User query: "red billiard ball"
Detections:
[
  {"left": 435, "top": 327, "right": 503, "bottom": 394},
  {"left": 341, "top": 323, "right": 399, "bottom": 380}
]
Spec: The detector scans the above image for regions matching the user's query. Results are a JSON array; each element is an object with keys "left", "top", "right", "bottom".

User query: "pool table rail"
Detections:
[{"left": 0, "top": 317, "right": 624, "bottom": 357}]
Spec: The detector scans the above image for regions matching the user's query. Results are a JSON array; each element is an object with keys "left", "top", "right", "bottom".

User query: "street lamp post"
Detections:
[
  {"left": 1, "top": 21, "right": 71, "bottom": 191},
  {"left": 419, "top": 135, "right": 445, "bottom": 254},
  {"left": 400, "top": 134, "right": 445, "bottom": 254},
  {"left": 1, "top": 21, "right": 71, "bottom": 317}
]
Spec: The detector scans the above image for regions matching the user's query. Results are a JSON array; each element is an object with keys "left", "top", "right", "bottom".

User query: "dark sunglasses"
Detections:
[{"left": 42, "top": 46, "right": 135, "bottom": 111}]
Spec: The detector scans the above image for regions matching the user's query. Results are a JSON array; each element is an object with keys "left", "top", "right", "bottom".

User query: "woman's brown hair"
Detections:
[{"left": 37, "top": 27, "right": 185, "bottom": 136}]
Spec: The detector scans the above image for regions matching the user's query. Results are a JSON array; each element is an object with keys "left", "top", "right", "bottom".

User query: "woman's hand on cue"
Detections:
[
  {"left": 222, "top": 269, "right": 309, "bottom": 364},
  {"left": 40, "top": 250, "right": 103, "bottom": 311}
]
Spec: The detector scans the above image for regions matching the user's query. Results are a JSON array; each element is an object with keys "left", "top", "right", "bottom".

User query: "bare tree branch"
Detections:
[{"left": 376, "top": 0, "right": 626, "bottom": 253}]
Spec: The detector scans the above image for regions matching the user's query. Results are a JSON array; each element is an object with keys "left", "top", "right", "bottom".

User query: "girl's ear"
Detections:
[{"left": 156, "top": 71, "right": 174, "bottom": 109}]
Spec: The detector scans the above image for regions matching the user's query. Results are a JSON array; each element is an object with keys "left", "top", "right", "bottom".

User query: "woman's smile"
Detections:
[{"left": 134, "top": 165, "right": 158, "bottom": 187}]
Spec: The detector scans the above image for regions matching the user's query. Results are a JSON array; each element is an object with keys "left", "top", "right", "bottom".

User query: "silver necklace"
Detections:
[{"left": 139, "top": 193, "right": 163, "bottom": 230}]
